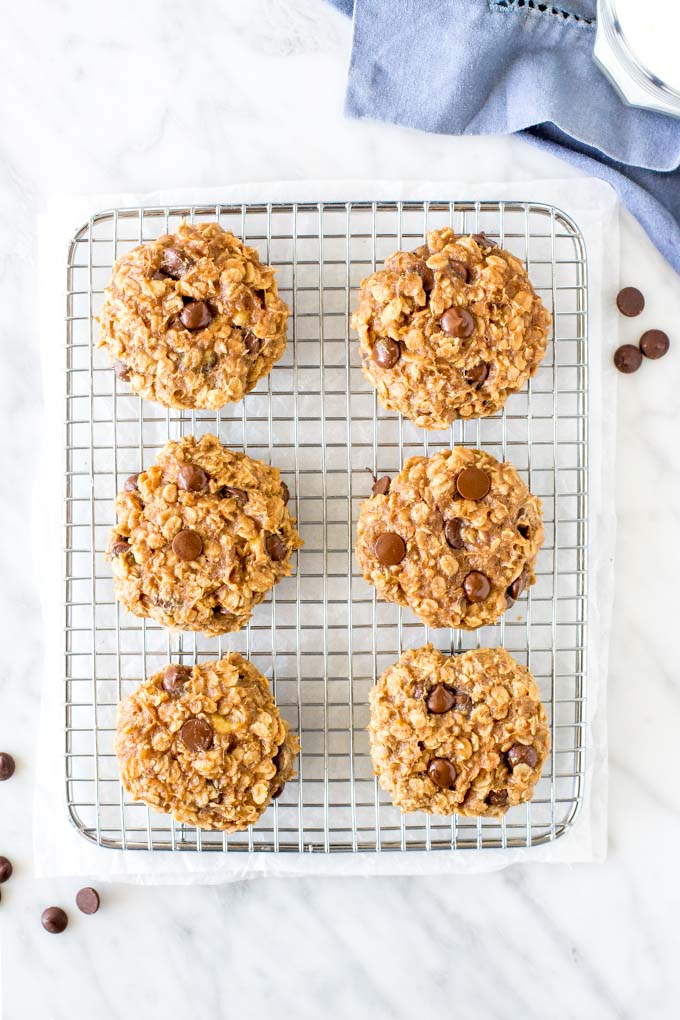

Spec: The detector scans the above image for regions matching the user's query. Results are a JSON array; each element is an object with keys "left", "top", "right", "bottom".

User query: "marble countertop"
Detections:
[{"left": 1, "top": 2, "right": 679, "bottom": 1017}]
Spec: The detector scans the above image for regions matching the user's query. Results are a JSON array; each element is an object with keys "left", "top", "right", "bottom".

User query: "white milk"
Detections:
[{"left": 614, "top": 0, "right": 680, "bottom": 92}]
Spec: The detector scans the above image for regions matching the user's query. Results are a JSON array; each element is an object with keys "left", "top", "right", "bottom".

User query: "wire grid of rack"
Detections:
[{"left": 65, "top": 199, "right": 588, "bottom": 853}]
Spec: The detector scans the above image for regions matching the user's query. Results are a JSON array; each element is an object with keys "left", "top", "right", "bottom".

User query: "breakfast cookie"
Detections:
[
  {"left": 114, "top": 653, "right": 299, "bottom": 830},
  {"left": 369, "top": 645, "right": 549, "bottom": 817},
  {"left": 98, "top": 221, "right": 289, "bottom": 409},
  {"left": 356, "top": 447, "right": 543, "bottom": 630},
  {"left": 352, "top": 228, "right": 551, "bottom": 429},
  {"left": 107, "top": 433, "right": 302, "bottom": 635}
]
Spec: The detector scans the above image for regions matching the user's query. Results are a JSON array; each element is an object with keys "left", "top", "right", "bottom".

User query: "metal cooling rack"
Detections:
[{"left": 65, "top": 199, "right": 588, "bottom": 853}]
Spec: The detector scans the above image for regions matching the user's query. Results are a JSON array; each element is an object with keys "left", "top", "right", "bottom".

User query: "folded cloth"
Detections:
[{"left": 329, "top": 0, "right": 680, "bottom": 274}]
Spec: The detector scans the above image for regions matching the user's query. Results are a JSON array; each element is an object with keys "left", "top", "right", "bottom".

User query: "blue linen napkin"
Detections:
[{"left": 329, "top": 0, "right": 680, "bottom": 275}]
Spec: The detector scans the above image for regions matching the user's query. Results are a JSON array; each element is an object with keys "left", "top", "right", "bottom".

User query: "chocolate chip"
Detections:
[
  {"left": 162, "top": 664, "right": 191, "bottom": 696},
  {"left": 427, "top": 757, "right": 457, "bottom": 789},
  {"left": 486, "top": 789, "right": 508, "bottom": 807},
  {"left": 373, "top": 338, "right": 401, "bottom": 369},
  {"left": 113, "top": 360, "right": 130, "bottom": 382},
  {"left": 413, "top": 258, "right": 435, "bottom": 292},
  {"left": 426, "top": 684, "right": 455, "bottom": 714},
  {"left": 453, "top": 692, "right": 473, "bottom": 714},
  {"left": 179, "top": 717, "right": 213, "bottom": 753},
  {"left": 374, "top": 532, "right": 406, "bottom": 566},
  {"left": 464, "top": 362, "right": 489, "bottom": 386},
  {"left": 640, "top": 329, "right": 670, "bottom": 360},
  {"left": 220, "top": 485, "right": 248, "bottom": 505},
  {"left": 464, "top": 571, "right": 491, "bottom": 602},
  {"left": 41, "top": 907, "right": 68, "bottom": 934},
  {"left": 152, "top": 270, "right": 168, "bottom": 281},
  {"left": 160, "top": 248, "right": 190, "bottom": 279},
  {"left": 444, "top": 518, "right": 465, "bottom": 549},
  {"left": 506, "top": 576, "right": 524, "bottom": 604},
  {"left": 266, "top": 533, "right": 287, "bottom": 561},
  {"left": 616, "top": 287, "right": 644, "bottom": 317},
  {"left": 0, "top": 753, "right": 15, "bottom": 781},
  {"left": 412, "top": 682, "right": 425, "bottom": 698},
  {"left": 447, "top": 259, "right": 469, "bottom": 283},
  {"left": 110, "top": 538, "right": 130, "bottom": 556},
  {"left": 371, "top": 475, "right": 391, "bottom": 497},
  {"left": 124, "top": 473, "right": 140, "bottom": 493},
  {"left": 517, "top": 522, "right": 531, "bottom": 540},
  {"left": 472, "top": 232, "right": 497, "bottom": 250},
  {"left": 180, "top": 300, "right": 213, "bottom": 331},
  {"left": 76, "top": 887, "right": 100, "bottom": 915},
  {"left": 456, "top": 466, "right": 491, "bottom": 500},
  {"left": 273, "top": 745, "right": 290, "bottom": 773},
  {"left": 441, "top": 307, "right": 474, "bottom": 338},
  {"left": 613, "top": 344, "right": 642, "bottom": 374},
  {"left": 244, "top": 330, "right": 262, "bottom": 354},
  {"left": 213, "top": 606, "right": 236, "bottom": 620},
  {"left": 271, "top": 783, "right": 285, "bottom": 800},
  {"left": 0, "top": 856, "right": 12, "bottom": 882},
  {"left": 507, "top": 743, "right": 539, "bottom": 770},
  {"left": 177, "top": 464, "right": 209, "bottom": 493},
  {"left": 172, "top": 529, "right": 203, "bottom": 561},
  {"left": 280, "top": 481, "right": 290, "bottom": 505}
]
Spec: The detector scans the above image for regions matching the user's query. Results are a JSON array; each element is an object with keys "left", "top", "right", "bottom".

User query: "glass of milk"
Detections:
[{"left": 595, "top": 0, "right": 680, "bottom": 117}]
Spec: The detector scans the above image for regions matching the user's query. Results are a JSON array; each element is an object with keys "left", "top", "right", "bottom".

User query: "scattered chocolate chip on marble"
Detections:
[
  {"left": 0, "top": 856, "right": 12, "bottom": 882},
  {"left": 639, "top": 329, "right": 670, "bottom": 360},
  {"left": 76, "top": 887, "right": 100, "bottom": 915},
  {"left": 616, "top": 287, "right": 645, "bottom": 317},
  {"left": 0, "top": 753, "right": 15, "bottom": 781},
  {"left": 41, "top": 907, "right": 68, "bottom": 934},
  {"left": 613, "top": 344, "right": 643, "bottom": 374}
]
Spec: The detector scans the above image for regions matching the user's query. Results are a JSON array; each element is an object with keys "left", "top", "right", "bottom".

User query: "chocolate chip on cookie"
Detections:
[
  {"left": 464, "top": 571, "right": 491, "bottom": 601},
  {"left": 456, "top": 466, "right": 490, "bottom": 500},
  {"left": 244, "top": 330, "right": 262, "bottom": 354},
  {"left": 180, "top": 300, "right": 213, "bottom": 331},
  {"left": 486, "top": 789, "right": 508, "bottom": 807},
  {"left": 414, "top": 259, "right": 435, "bottom": 292},
  {"left": 472, "top": 232, "right": 497, "bottom": 250},
  {"left": 453, "top": 692, "right": 473, "bottom": 714},
  {"left": 464, "top": 362, "right": 489, "bottom": 387},
  {"left": 124, "top": 473, "right": 140, "bottom": 492},
  {"left": 426, "top": 684, "right": 456, "bottom": 714},
  {"left": 428, "top": 757, "right": 457, "bottom": 789},
  {"left": 506, "top": 576, "right": 524, "bottom": 604},
  {"left": 113, "top": 360, "right": 131, "bottom": 382},
  {"left": 371, "top": 475, "right": 391, "bottom": 497},
  {"left": 178, "top": 465, "right": 209, "bottom": 492},
  {"left": 375, "top": 532, "right": 406, "bottom": 566},
  {"left": 162, "top": 664, "right": 191, "bottom": 696},
  {"left": 265, "top": 533, "right": 287, "bottom": 562},
  {"left": 447, "top": 259, "right": 469, "bottom": 283},
  {"left": 179, "top": 717, "right": 214, "bottom": 753},
  {"left": 507, "top": 743, "right": 539, "bottom": 769},
  {"left": 280, "top": 481, "right": 291, "bottom": 505},
  {"left": 220, "top": 485, "right": 248, "bottom": 505},
  {"left": 172, "top": 530, "right": 203, "bottom": 561},
  {"left": 159, "top": 247, "right": 190, "bottom": 279},
  {"left": 373, "top": 338, "right": 401, "bottom": 369},
  {"left": 110, "top": 538, "right": 131, "bottom": 556}
]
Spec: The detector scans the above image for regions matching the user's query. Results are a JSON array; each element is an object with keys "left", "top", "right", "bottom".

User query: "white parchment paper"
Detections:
[{"left": 34, "top": 179, "right": 617, "bottom": 881}]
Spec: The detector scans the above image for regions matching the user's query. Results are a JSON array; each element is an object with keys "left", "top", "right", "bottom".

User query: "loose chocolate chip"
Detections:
[
  {"left": 472, "top": 232, "right": 497, "bottom": 250},
  {"left": 160, "top": 248, "right": 190, "bottom": 279},
  {"left": 453, "top": 692, "right": 473, "bottom": 714},
  {"left": 506, "top": 576, "right": 524, "bottom": 604},
  {"left": 113, "top": 360, "right": 130, "bottom": 382},
  {"left": 616, "top": 287, "right": 644, "bottom": 317},
  {"left": 172, "top": 529, "right": 203, "bottom": 561},
  {"left": 640, "top": 329, "right": 670, "bottom": 360},
  {"left": 374, "top": 532, "right": 406, "bottom": 566},
  {"left": 441, "top": 307, "right": 474, "bottom": 338},
  {"left": 244, "top": 330, "right": 262, "bottom": 355},
  {"left": 124, "top": 473, "right": 140, "bottom": 493},
  {"left": 180, "top": 300, "right": 213, "bottom": 331},
  {"left": 371, "top": 475, "right": 391, "bottom": 497},
  {"left": 177, "top": 464, "right": 209, "bottom": 493},
  {"left": 464, "top": 362, "right": 489, "bottom": 386},
  {"left": 220, "top": 485, "right": 248, "bottom": 505},
  {"left": 76, "top": 887, "right": 100, "bottom": 915},
  {"left": 163, "top": 664, "right": 191, "bottom": 696},
  {"left": 280, "top": 481, "right": 290, "bottom": 505},
  {"left": 0, "top": 856, "right": 12, "bottom": 882},
  {"left": 266, "top": 533, "right": 287, "bottom": 562},
  {"left": 444, "top": 518, "right": 465, "bottom": 550},
  {"left": 613, "top": 344, "right": 643, "bottom": 374},
  {"left": 456, "top": 466, "right": 491, "bottom": 501},
  {"left": 428, "top": 757, "right": 457, "bottom": 789},
  {"left": 464, "top": 571, "right": 491, "bottom": 602},
  {"left": 486, "top": 789, "right": 508, "bottom": 807},
  {"left": 179, "top": 717, "right": 213, "bottom": 753},
  {"left": 373, "top": 338, "right": 401, "bottom": 369},
  {"left": 507, "top": 743, "right": 539, "bottom": 770},
  {"left": 110, "top": 538, "right": 130, "bottom": 556},
  {"left": 41, "top": 907, "right": 68, "bottom": 934},
  {"left": 0, "top": 753, "right": 15, "bottom": 781},
  {"left": 517, "top": 522, "right": 531, "bottom": 540},
  {"left": 447, "top": 259, "right": 469, "bottom": 283},
  {"left": 413, "top": 258, "right": 435, "bottom": 292},
  {"left": 426, "top": 684, "right": 456, "bottom": 714}
]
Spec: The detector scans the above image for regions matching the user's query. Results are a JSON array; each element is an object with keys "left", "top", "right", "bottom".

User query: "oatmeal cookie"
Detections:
[
  {"left": 356, "top": 448, "right": 543, "bottom": 630},
  {"left": 352, "top": 228, "right": 551, "bottom": 428},
  {"left": 114, "top": 653, "right": 299, "bottom": 830},
  {"left": 369, "top": 645, "right": 549, "bottom": 817},
  {"left": 107, "top": 433, "right": 302, "bottom": 635},
  {"left": 98, "top": 221, "right": 289, "bottom": 409}
]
